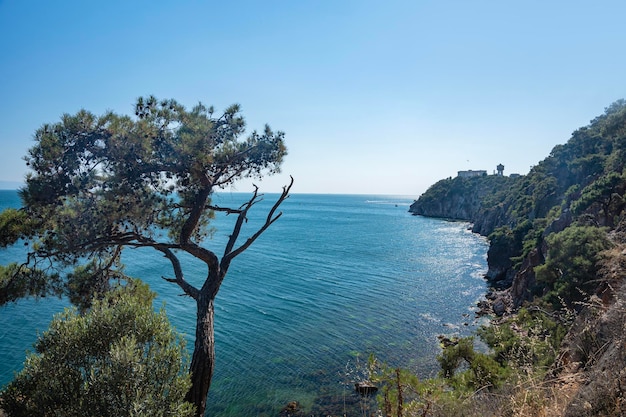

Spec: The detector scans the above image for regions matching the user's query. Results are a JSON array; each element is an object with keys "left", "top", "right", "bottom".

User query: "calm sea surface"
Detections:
[{"left": 0, "top": 190, "right": 488, "bottom": 416}]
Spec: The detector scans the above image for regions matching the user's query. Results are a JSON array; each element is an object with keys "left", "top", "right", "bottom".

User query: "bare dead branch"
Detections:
[
  {"left": 221, "top": 184, "right": 262, "bottom": 260},
  {"left": 221, "top": 176, "right": 293, "bottom": 271}
]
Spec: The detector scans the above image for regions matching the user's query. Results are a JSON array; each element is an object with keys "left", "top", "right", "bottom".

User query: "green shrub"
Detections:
[
  {"left": 535, "top": 225, "right": 613, "bottom": 306},
  {"left": 1, "top": 280, "right": 195, "bottom": 417},
  {"left": 437, "top": 337, "right": 509, "bottom": 391},
  {"left": 478, "top": 307, "right": 570, "bottom": 374}
]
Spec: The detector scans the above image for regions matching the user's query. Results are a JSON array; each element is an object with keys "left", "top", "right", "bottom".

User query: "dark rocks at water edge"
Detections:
[{"left": 476, "top": 290, "right": 511, "bottom": 317}]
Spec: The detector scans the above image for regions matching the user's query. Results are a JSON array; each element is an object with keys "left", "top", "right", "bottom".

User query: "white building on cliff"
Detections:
[{"left": 457, "top": 169, "right": 487, "bottom": 178}]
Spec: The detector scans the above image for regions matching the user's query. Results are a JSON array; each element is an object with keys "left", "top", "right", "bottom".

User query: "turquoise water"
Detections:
[{"left": 0, "top": 191, "right": 488, "bottom": 416}]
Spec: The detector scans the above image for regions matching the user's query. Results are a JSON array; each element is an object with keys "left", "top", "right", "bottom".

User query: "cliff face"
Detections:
[
  {"left": 409, "top": 175, "right": 519, "bottom": 234},
  {"left": 408, "top": 178, "right": 481, "bottom": 221},
  {"left": 408, "top": 100, "right": 626, "bottom": 417},
  {"left": 411, "top": 100, "right": 626, "bottom": 309}
]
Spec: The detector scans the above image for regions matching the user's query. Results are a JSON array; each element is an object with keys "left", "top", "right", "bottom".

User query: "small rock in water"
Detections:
[
  {"left": 279, "top": 401, "right": 302, "bottom": 417},
  {"left": 438, "top": 335, "right": 458, "bottom": 348}
]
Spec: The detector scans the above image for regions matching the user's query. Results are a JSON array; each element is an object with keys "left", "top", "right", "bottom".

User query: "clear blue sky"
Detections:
[{"left": 1, "top": 0, "right": 624, "bottom": 196}]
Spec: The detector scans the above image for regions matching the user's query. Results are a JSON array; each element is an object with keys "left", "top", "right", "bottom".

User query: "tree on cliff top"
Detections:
[{"left": 0, "top": 96, "right": 292, "bottom": 416}]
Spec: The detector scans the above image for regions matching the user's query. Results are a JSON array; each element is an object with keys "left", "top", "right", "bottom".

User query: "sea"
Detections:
[{"left": 0, "top": 190, "right": 489, "bottom": 416}]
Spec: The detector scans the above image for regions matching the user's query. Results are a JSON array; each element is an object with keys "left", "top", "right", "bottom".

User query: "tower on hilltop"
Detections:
[{"left": 496, "top": 163, "right": 504, "bottom": 176}]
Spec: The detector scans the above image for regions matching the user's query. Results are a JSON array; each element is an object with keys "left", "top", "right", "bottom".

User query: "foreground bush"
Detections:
[{"left": 0, "top": 281, "right": 195, "bottom": 417}]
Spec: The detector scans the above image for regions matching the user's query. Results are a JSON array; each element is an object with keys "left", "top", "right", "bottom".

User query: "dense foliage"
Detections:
[
  {"left": 1, "top": 281, "right": 194, "bottom": 417},
  {"left": 535, "top": 225, "right": 613, "bottom": 306}
]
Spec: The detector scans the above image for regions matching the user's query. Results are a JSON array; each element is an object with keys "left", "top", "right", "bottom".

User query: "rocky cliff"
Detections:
[
  {"left": 409, "top": 174, "right": 522, "bottom": 237},
  {"left": 408, "top": 100, "right": 626, "bottom": 415}
]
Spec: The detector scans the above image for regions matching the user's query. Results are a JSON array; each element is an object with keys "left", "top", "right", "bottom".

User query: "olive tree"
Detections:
[
  {"left": 0, "top": 96, "right": 291, "bottom": 416},
  {"left": 1, "top": 280, "right": 195, "bottom": 417}
]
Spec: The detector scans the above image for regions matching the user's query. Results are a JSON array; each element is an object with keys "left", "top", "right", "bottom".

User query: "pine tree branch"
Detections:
[{"left": 221, "top": 176, "right": 293, "bottom": 271}]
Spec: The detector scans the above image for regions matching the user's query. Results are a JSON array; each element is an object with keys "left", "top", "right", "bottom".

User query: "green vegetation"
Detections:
[
  {"left": 413, "top": 99, "right": 626, "bottom": 306},
  {"left": 366, "top": 308, "right": 574, "bottom": 416},
  {"left": 436, "top": 337, "right": 508, "bottom": 390},
  {"left": 535, "top": 225, "right": 613, "bottom": 307},
  {"left": 1, "top": 281, "right": 194, "bottom": 417},
  {"left": 478, "top": 307, "right": 570, "bottom": 372},
  {"left": 0, "top": 96, "right": 291, "bottom": 416},
  {"left": 396, "top": 100, "right": 626, "bottom": 416},
  {"left": 0, "top": 263, "right": 62, "bottom": 304},
  {"left": 409, "top": 174, "right": 518, "bottom": 224},
  {"left": 571, "top": 172, "right": 626, "bottom": 226}
]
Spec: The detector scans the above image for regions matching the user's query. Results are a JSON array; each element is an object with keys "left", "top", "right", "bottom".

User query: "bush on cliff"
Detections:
[
  {"left": 535, "top": 225, "right": 613, "bottom": 307},
  {"left": 437, "top": 337, "right": 509, "bottom": 391}
]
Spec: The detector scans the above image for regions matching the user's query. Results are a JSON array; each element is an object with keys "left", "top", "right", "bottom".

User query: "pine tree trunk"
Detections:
[{"left": 186, "top": 295, "right": 215, "bottom": 416}]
